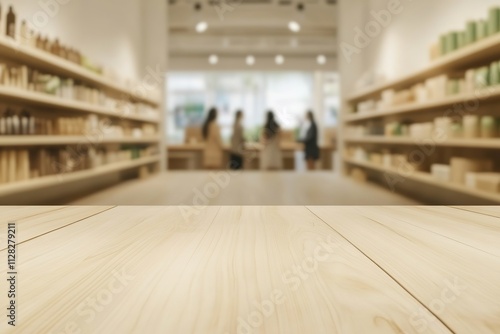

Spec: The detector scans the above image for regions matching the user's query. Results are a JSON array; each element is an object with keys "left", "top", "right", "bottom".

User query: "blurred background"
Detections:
[{"left": 2, "top": 0, "right": 500, "bottom": 205}]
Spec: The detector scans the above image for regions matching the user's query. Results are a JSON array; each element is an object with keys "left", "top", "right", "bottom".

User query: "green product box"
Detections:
[
  {"left": 465, "top": 21, "right": 477, "bottom": 45},
  {"left": 490, "top": 61, "right": 500, "bottom": 86},
  {"left": 446, "top": 32, "right": 459, "bottom": 52},
  {"left": 477, "top": 20, "right": 488, "bottom": 40},
  {"left": 475, "top": 66, "right": 490, "bottom": 88},
  {"left": 439, "top": 34, "right": 448, "bottom": 55},
  {"left": 488, "top": 7, "right": 500, "bottom": 35},
  {"left": 447, "top": 80, "right": 459, "bottom": 95},
  {"left": 457, "top": 31, "right": 466, "bottom": 49}
]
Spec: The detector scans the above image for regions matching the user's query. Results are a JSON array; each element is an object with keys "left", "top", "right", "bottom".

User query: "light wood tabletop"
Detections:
[{"left": 0, "top": 206, "right": 499, "bottom": 333}]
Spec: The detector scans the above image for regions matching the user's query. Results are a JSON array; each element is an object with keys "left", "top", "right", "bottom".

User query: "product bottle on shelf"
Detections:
[
  {"left": 6, "top": 6, "right": 16, "bottom": 39},
  {"left": 12, "top": 111, "right": 20, "bottom": 135},
  {"left": 21, "top": 110, "right": 30, "bottom": 135},
  {"left": 20, "top": 20, "right": 28, "bottom": 45}
]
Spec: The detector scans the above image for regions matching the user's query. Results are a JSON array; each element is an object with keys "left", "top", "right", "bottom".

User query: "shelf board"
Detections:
[
  {"left": 345, "top": 136, "right": 500, "bottom": 149},
  {"left": 347, "top": 33, "right": 500, "bottom": 103},
  {"left": 344, "top": 86, "right": 500, "bottom": 122},
  {"left": 0, "top": 37, "right": 160, "bottom": 106},
  {"left": 0, "top": 86, "right": 160, "bottom": 123},
  {"left": 344, "top": 158, "right": 500, "bottom": 203},
  {"left": 0, "top": 136, "right": 160, "bottom": 146},
  {"left": 0, "top": 155, "right": 160, "bottom": 197}
]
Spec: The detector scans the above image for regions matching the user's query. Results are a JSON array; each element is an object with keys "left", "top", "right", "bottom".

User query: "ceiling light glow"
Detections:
[
  {"left": 317, "top": 55, "right": 327, "bottom": 65},
  {"left": 196, "top": 21, "right": 208, "bottom": 33},
  {"left": 275, "top": 55, "right": 285, "bottom": 65},
  {"left": 288, "top": 21, "right": 301, "bottom": 33},
  {"left": 208, "top": 54, "right": 218, "bottom": 65}
]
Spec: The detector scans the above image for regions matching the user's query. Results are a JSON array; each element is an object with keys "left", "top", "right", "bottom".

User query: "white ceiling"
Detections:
[{"left": 168, "top": 0, "right": 337, "bottom": 68}]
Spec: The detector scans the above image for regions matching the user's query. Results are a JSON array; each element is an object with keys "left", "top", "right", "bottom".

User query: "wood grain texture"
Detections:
[
  {"left": 0, "top": 206, "right": 221, "bottom": 333},
  {"left": 69, "top": 172, "right": 420, "bottom": 205},
  {"left": 159, "top": 206, "right": 450, "bottom": 334},
  {"left": 0, "top": 206, "right": 497, "bottom": 333},
  {"left": 309, "top": 206, "right": 500, "bottom": 334},
  {"left": 364, "top": 206, "right": 500, "bottom": 257},
  {"left": 452, "top": 206, "right": 500, "bottom": 218},
  {"left": 0, "top": 206, "right": 451, "bottom": 334},
  {"left": 0, "top": 206, "right": 113, "bottom": 251},
  {"left": 0, "top": 206, "right": 65, "bottom": 221}
]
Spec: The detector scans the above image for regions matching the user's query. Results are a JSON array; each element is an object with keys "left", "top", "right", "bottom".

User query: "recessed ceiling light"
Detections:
[
  {"left": 288, "top": 21, "right": 300, "bottom": 33},
  {"left": 275, "top": 55, "right": 285, "bottom": 65},
  {"left": 208, "top": 54, "right": 218, "bottom": 65},
  {"left": 196, "top": 21, "right": 208, "bottom": 33},
  {"left": 246, "top": 55, "right": 255, "bottom": 66},
  {"left": 317, "top": 55, "right": 327, "bottom": 65}
]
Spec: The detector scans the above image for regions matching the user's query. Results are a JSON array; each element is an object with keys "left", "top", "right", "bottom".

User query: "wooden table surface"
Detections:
[
  {"left": 167, "top": 143, "right": 336, "bottom": 151},
  {"left": 1, "top": 206, "right": 499, "bottom": 333}
]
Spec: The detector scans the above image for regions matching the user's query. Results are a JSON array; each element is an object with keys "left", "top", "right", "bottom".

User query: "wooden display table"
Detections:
[{"left": 166, "top": 143, "right": 335, "bottom": 171}]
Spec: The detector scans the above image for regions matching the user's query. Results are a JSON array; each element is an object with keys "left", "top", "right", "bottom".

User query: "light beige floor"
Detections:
[
  {"left": 70, "top": 171, "right": 421, "bottom": 205},
  {"left": 1, "top": 206, "right": 499, "bottom": 333}
]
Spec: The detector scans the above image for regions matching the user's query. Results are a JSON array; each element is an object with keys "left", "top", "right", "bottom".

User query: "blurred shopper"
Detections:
[
  {"left": 230, "top": 110, "right": 245, "bottom": 170},
  {"left": 260, "top": 111, "right": 283, "bottom": 170},
  {"left": 300, "top": 110, "right": 320, "bottom": 170},
  {"left": 202, "top": 107, "right": 223, "bottom": 169}
]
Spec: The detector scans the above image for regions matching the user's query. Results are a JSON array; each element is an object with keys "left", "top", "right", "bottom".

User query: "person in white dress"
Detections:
[{"left": 260, "top": 111, "right": 283, "bottom": 170}]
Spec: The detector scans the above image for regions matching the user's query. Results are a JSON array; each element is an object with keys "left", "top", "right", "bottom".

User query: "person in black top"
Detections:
[{"left": 301, "top": 110, "right": 320, "bottom": 170}]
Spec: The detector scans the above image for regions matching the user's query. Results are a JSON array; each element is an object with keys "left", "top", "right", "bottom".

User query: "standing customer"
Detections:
[
  {"left": 230, "top": 110, "right": 245, "bottom": 170},
  {"left": 202, "top": 107, "right": 223, "bottom": 169},
  {"left": 260, "top": 111, "right": 283, "bottom": 170},
  {"left": 300, "top": 110, "right": 320, "bottom": 170}
]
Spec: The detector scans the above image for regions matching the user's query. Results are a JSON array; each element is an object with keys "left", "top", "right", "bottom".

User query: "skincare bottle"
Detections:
[
  {"left": 6, "top": 6, "right": 16, "bottom": 39},
  {"left": 29, "top": 113, "right": 35, "bottom": 135},
  {"left": 0, "top": 114, "right": 4, "bottom": 135},
  {"left": 463, "top": 115, "right": 479, "bottom": 138},
  {"left": 480, "top": 116, "right": 497, "bottom": 138},
  {"left": 0, "top": 150, "right": 7, "bottom": 184},
  {"left": 12, "top": 111, "right": 20, "bottom": 135},
  {"left": 36, "top": 35, "right": 43, "bottom": 49},
  {"left": 20, "top": 20, "right": 28, "bottom": 45},
  {"left": 21, "top": 110, "right": 29, "bottom": 135},
  {"left": 8, "top": 149, "right": 16, "bottom": 182},
  {"left": 5, "top": 110, "right": 13, "bottom": 134}
]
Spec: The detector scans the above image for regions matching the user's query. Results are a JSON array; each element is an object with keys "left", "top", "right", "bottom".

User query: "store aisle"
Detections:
[
  {"left": 69, "top": 172, "right": 420, "bottom": 205},
  {"left": 2, "top": 206, "right": 499, "bottom": 333}
]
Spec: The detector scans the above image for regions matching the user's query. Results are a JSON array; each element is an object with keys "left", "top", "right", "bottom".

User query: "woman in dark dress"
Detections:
[{"left": 301, "top": 110, "right": 320, "bottom": 170}]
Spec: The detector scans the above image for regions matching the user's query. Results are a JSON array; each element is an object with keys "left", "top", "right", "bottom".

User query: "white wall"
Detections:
[
  {"left": 10, "top": 0, "right": 166, "bottom": 81},
  {"left": 339, "top": 0, "right": 500, "bottom": 88}
]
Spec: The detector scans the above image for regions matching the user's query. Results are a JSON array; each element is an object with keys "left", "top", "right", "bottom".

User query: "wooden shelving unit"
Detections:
[
  {"left": 345, "top": 86, "right": 500, "bottom": 122},
  {"left": 343, "top": 33, "right": 500, "bottom": 204},
  {"left": 0, "top": 36, "right": 163, "bottom": 203},
  {"left": 0, "top": 86, "right": 160, "bottom": 123},
  {"left": 347, "top": 33, "right": 500, "bottom": 103},
  {"left": 0, "top": 136, "right": 160, "bottom": 146},
  {"left": 345, "top": 158, "right": 500, "bottom": 203},
  {"left": 345, "top": 136, "right": 500, "bottom": 149},
  {"left": 0, "top": 37, "right": 160, "bottom": 106},
  {"left": 0, "top": 155, "right": 160, "bottom": 198}
]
